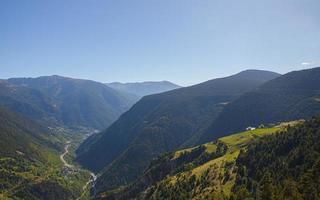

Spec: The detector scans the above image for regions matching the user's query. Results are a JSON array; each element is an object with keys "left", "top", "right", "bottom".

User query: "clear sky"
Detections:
[{"left": 1, "top": 0, "right": 319, "bottom": 86}]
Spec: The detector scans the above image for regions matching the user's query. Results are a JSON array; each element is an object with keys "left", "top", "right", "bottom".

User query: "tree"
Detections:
[
  {"left": 281, "top": 179, "right": 303, "bottom": 200},
  {"left": 257, "top": 172, "right": 275, "bottom": 200}
]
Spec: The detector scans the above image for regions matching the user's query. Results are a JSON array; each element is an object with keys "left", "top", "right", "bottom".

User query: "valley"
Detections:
[
  {"left": 1, "top": 67, "right": 320, "bottom": 200},
  {"left": 2, "top": 2, "right": 320, "bottom": 199},
  {"left": 59, "top": 139, "right": 98, "bottom": 200},
  {"left": 60, "top": 141, "right": 73, "bottom": 168}
]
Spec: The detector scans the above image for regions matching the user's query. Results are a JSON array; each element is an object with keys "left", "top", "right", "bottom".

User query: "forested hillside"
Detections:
[
  {"left": 199, "top": 67, "right": 320, "bottom": 143},
  {"left": 0, "top": 108, "right": 89, "bottom": 199},
  {"left": 77, "top": 70, "right": 280, "bottom": 193},
  {"left": 100, "top": 117, "right": 320, "bottom": 200},
  {"left": 97, "top": 125, "right": 284, "bottom": 199},
  {"left": 0, "top": 80, "right": 58, "bottom": 126},
  {"left": 232, "top": 116, "right": 320, "bottom": 200},
  {"left": 7, "top": 75, "right": 138, "bottom": 130}
]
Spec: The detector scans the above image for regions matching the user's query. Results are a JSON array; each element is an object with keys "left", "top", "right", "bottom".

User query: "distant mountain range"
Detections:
[
  {"left": 106, "top": 81, "right": 181, "bottom": 97},
  {"left": 0, "top": 75, "right": 139, "bottom": 130},
  {"left": 76, "top": 69, "right": 281, "bottom": 192}
]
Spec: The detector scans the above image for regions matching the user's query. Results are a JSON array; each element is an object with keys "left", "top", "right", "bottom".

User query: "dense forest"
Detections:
[{"left": 232, "top": 116, "right": 320, "bottom": 200}]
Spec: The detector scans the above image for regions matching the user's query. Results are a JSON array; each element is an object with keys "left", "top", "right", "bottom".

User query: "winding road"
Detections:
[
  {"left": 60, "top": 141, "right": 73, "bottom": 168},
  {"left": 60, "top": 141, "right": 97, "bottom": 200}
]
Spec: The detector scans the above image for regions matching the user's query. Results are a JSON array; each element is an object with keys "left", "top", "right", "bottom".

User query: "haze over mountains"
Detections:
[{"left": 106, "top": 81, "right": 181, "bottom": 97}]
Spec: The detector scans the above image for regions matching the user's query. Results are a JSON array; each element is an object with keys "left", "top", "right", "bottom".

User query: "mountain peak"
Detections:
[
  {"left": 232, "top": 69, "right": 281, "bottom": 82},
  {"left": 236, "top": 69, "right": 280, "bottom": 76}
]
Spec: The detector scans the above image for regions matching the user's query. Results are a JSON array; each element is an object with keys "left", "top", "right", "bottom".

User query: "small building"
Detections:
[{"left": 246, "top": 126, "right": 256, "bottom": 131}]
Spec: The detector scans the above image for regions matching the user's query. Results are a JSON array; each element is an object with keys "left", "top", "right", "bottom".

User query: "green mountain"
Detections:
[
  {"left": 107, "top": 81, "right": 181, "bottom": 97},
  {"left": 100, "top": 117, "right": 320, "bottom": 200},
  {"left": 5, "top": 75, "right": 138, "bottom": 130},
  {"left": 0, "top": 80, "right": 58, "bottom": 125},
  {"left": 199, "top": 67, "right": 320, "bottom": 144},
  {"left": 76, "top": 70, "right": 280, "bottom": 192},
  {"left": 0, "top": 108, "right": 89, "bottom": 199}
]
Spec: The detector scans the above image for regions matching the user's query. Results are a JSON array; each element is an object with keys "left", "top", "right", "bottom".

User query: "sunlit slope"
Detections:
[
  {"left": 0, "top": 108, "right": 90, "bottom": 200},
  {"left": 99, "top": 126, "right": 283, "bottom": 200}
]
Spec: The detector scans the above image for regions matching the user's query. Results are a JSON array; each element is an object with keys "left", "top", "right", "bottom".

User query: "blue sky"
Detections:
[{"left": 1, "top": 0, "right": 319, "bottom": 86}]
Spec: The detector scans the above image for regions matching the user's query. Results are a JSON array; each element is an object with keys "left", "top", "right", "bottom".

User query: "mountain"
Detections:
[
  {"left": 0, "top": 107, "right": 87, "bottom": 199},
  {"left": 98, "top": 117, "right": 320, "bottom": 200},
  {"left": 232, "top": 116, "right": 320, "bottom": 200},
  {"left": 0, "top": 79, "right": 58, "bottom": 125},
  {"left": 199, "top": 67, "right": 320, "bottom": 144},
  {"left": 4, "top": 75, "right": 138, "bottom": 130},
  {"left": 106, "top": 81, "right": 181, "bottom": 97},
  {"left": 0, "top": 107, "right": 61, "bottom": 159},
  {"left": 76, "top": 70, "right": 280, "bottom": 192}
]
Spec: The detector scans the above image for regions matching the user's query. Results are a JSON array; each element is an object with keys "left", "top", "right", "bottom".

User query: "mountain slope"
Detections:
[
  {"left": 106, "top": 81, "right": 181, "bottom": 97},
  {"left": 0, "top": 107, "right": 61, "bottom": 159},
  {"left": 0, "top": 107, "right": 88, "bottom": 199},
  {"left": 6, "top": 76, "right": 138, "bottom": 130},
  {"left": 199, "top": 67, "right": 320, "bottom": 144},
  {"left": 98, "top": 123, "right": 286, "bottom": 199},
  {"left": 77, "top": 70, "right": 280, "bottom": 192},
  {"left": 232, "top": 116, "right": 320, "bottom": 200},
  {"left": 100, "top": 117, "right": 320, "bottom": 200},
  {"left": 0, "top": 80, "right": 58, "bottom": 125}
]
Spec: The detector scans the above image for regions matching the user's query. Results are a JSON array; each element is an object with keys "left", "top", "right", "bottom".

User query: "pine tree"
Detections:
[
  {"left": 281, "top": 179, "right": 303, "bottom": 200},
  {"left": 257, "top": 172, "right": 275, "bottom": 200}
]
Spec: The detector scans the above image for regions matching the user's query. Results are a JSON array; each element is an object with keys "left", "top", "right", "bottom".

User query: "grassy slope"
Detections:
[
  {"left": 99, "top": 126, "right": 289, "bottom": 200},
  {"left": 150, "top": 127, "right": 281, "bottom": 199}
]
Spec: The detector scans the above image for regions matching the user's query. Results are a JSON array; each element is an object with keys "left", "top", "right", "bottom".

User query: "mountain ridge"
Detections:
[
  {"left": 76, "top": 69, "right": 280, "bottom": 192},
  {"left": 4, "top": 75, "right": 139, "bottom": 130},
  {"left": 198, "top": 67, "right": 320, "bottom": 144}
]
